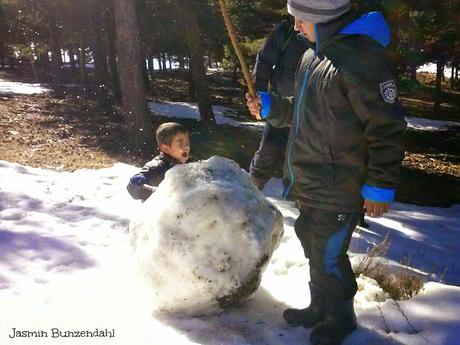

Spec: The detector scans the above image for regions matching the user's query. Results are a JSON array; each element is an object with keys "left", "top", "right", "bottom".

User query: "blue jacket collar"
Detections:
[
  {"left": 297, "top": 11, "right": 391, "bottom": 53},
  {"left": 339, "top": 12, "right": 390, "bottom": 47}
]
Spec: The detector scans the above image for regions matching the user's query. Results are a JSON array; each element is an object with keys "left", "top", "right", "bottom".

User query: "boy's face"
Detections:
[
  {"left": 160, "top": 132, "right": 190, "bottom": 163},
  {"left": 294, "top": 17, "right": 316, "bottom": 42}
]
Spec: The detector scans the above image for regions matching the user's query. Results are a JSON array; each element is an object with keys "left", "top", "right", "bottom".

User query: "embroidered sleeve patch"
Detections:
[{"left": 379, "top": 80, "right": 397, "bottom": 104}]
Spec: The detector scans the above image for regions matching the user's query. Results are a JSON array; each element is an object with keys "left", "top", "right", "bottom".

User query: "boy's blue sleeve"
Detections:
[
  {"left": 127, "top": 174, "right": 151, "bottom": 201},
  {"left": 257, "top": 91, "right": 294, "bottom": 128},
  {"left": 258, "top": 91, "right": 272, "bottom": 118},
  {"left": 361, "top": 184, "right": 396, "bottom": 203},
  {"left": 130, "top": 175, "right": 148, "bottom": 186}
]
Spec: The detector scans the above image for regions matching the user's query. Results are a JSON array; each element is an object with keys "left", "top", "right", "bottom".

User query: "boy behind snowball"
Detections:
[{"left": 127, "top": 122, "right": 191, "bottom": 201}]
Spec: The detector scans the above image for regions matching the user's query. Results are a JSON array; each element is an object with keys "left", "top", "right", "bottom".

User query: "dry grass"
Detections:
[{"left": 355, "top": 233, "right": 424, "bottom": 300}]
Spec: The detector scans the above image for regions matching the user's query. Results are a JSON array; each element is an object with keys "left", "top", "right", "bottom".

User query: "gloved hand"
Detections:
[{"left": 130, "top": 175, "right": 148, "bottom": 187}]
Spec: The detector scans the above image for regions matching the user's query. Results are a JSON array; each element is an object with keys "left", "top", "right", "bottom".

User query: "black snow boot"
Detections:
[
  {"left": 310, "top": 298, "right": 357, "bottom": 345},
  {"left": 283, "top": 283, "right": 326, "bottom": 327}
]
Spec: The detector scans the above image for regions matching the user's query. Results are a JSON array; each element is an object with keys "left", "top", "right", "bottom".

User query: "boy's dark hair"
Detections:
[{"left": 155, "top": 122, "right": 189, "bottom": 147}]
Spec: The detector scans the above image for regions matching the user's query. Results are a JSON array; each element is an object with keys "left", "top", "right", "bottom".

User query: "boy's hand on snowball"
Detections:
[
  {"left": 364, "top": 199, "right": 390, "bottom": 218},
  {"left": 130, "top": 175, "right": 148, "bottom": 186},
  {"left": 245, "top": 92, "right": 261, "bottom": 118}
]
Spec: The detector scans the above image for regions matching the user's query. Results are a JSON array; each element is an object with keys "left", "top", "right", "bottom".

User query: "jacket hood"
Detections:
[
  {"left": 339, "top": 12, "right": 390, "bottom": 47},
  {"left": 298, "top": 11, "right": 391, "bottom": 52}
]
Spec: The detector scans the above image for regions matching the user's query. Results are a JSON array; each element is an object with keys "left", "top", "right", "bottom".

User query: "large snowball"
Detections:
[{"left": 129, "top": 156, "right": 284, "bottom": 315}]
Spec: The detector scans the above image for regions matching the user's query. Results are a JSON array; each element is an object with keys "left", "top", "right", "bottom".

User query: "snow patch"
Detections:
[
  {"left": 0, "top": 161, "right": 459, "bottom": 344},
  {"left": 405, "top": 116, "right": 460, "bottom": 131},
  {"left": 0, "top": 79, "right": 50, "bottom": 95},
  {"left": 149, "top": 101, "right": 264, "bottom": 130}
]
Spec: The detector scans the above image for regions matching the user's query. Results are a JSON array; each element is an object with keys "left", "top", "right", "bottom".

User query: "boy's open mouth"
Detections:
[{"left": 182, "top": 152, "right": 189, "bottom": 158}]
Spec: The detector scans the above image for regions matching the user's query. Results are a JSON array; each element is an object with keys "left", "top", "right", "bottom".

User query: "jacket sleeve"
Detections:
[
  {"left": 259, "top": 91, "right": 294, "bottom": 128},
  {"left": 253, "top": 21, "right": 290, "bottom": 92},
  {"left": 127, "top": 174, "right": 152, "bottom": 201},
  {"left": 249, "top": 123, "right": 288, "bottom": 186},
  {"left": 347, "top": 77, "right": 407, "bottom": 200},
  {"left": 126, "top": 162, "right": 165, "bottom": 201}
]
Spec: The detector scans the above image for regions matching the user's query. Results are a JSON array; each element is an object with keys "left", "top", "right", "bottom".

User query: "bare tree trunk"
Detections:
[
  {"left": 91, "top": 8, "right": 110, "bottom": 107},
  {"left": 149, "top": 57, "right": 155, "bottom": 79},
  {"left": 114, "top": 0, "right": 154, "bottom": 154},
  {"left": 434, "top": 60, "right": 443, "bottom": 115},
  {"left": 47, "top": 6, "right": 63, "bottom": 97},
  {"left": 232, "top": 60, "right": 238, "bottom": 86},
  {"left": 188, "top": 68, "right": 195, "bottom": 100},
  {"left": 69, "top": 46, "right": 77, "bottom": 77},
  {"left": 161, "top": 53, "right": 168, "bottom": 71},
  {"left": 177, "top": 0, "right": 214, "bottom": 122},
  {"left": 30, "top": 59, "right": 39, "bottom": 81},
  {"left": 29, "top": 40, "right": 39, "bottom": 81},
  {"left": 38, "top": 52, "right": 50, "bottom": 79},
  {"left": 410, "top": 63, "right": 417, "bottom": 81},
  {"left": 159, "top": 54, "right": 163, "bottom": 70},
  {"left": 142, "top": 57, "right": 151, "bottom": 92},
  {"left": 79, "top": 35, "right": 88, "bottom": 90},
  {"left": 451, "top": 59, "right": 458, "bottom": 90},
  {"left": 168, "top": 55, "right": 173, "bottom": 70},
  {"left": 104, "top": 5, "right": 121, "bottom": 103},
  {"left": 178, "top": 55, "right": 185, "bottom": 69}
]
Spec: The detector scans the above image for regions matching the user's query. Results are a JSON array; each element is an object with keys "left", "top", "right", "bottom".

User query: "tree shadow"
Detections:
[
  {"left": 156, "top": 286, "right": 407, "bottom": 345},
  {"left": 344, "top": 325, "right": 406, "bottom": 345},
  {"left": 350, "top": 207, "right": 460, "bottom": 285},
  {"left": 0, "top": 189, "right": 131, "bottom": 289},
  {"left": 0, "top": 229, "right": 96, "bottom": 288},
  {"left": 157, "top": 286, "right": 308, "bottom": 345},
  {"left": 0, "top": 190, "right": 130, "bottom": 226}
]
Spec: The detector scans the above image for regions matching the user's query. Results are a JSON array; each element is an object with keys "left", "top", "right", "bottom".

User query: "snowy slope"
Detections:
[{"left": 1, "top": 161, "right": 459, "bottom": 345}]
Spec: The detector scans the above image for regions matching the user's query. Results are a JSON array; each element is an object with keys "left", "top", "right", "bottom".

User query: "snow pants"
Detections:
[{"left": 294, "top": 206, "right": 360, "bottom": 300}]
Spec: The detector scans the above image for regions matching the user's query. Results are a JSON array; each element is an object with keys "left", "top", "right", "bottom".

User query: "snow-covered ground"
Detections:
[
  {"left": 149, "top": 101, "right": 264, "bottom": 130},
  {"left": 0, "top": 161, "right": 459, "bottom": 345},
  {"left": 0, "top": 79, "right": 50, "bottom": 95},
  {"left": 1, "top": 77, "right": 459, "bottom": 132},
  {"left": 417, "top": 63, "right": 453, "bottom": 79},
  {"left": 150, "top": 101, "right": 460, "bottom": 133},
  {"left": 406, "top": 116, "right": 460, "bottom": 131}
]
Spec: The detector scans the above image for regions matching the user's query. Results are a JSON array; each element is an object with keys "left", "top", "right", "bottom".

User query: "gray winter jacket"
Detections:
[{"left": 260, "top": 11, "right": 407, "bottom": 212}]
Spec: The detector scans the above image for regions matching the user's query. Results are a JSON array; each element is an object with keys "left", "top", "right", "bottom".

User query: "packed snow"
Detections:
[
  {"left": 149, "top": 101, "right": 264, "bottom": 129},
  {"left": 405, "top": 116, "right": 460, "bottom": 131},
  {"left": 0, "top": 79, "right": 50, "bottom": 95},
  {"left": 417, "top": 63, "right": 453, "bottom": 79},
  {"left": 1, "top": 160, "right": 460, "bottom": 345},
  {"left": 150, "top": 101, "right": 460, "bottom": 133},
  {"left": 130, "top": 157, "right": 283, "bottom": 315}
]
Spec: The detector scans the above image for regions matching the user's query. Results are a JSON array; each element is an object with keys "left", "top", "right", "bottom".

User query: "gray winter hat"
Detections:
[{"left": 287, "top": 0, "right": 351, "bottom": 23}]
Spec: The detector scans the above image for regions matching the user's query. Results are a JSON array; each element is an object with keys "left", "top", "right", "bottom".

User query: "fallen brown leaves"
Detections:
[
  {"left": 403, "top": 153, "right": 460, "bottom": 178},
  {"left": 0, "top": 93, "right": 122, "bottom": 171}
]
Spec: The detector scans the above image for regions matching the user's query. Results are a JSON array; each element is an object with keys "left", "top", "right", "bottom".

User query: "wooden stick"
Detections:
[{"left": 218, "top": 0, "right": 261, "bottom": 120}]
